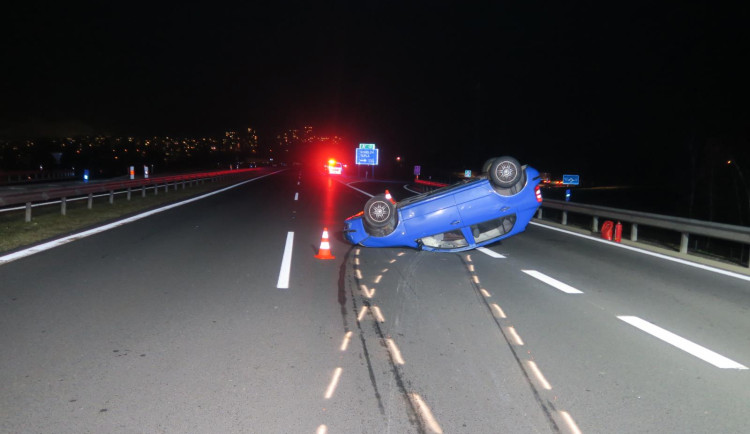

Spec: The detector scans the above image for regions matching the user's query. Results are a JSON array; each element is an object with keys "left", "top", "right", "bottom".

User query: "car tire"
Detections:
[
  {"left": 481, "top": 158, "right": 495, "bottom": 174},
  {"left": 489, "top": 156, "right": 522, "bottom": 188},
  {"left": 363, "top": 194, "right": 396, "bottom": 229}
]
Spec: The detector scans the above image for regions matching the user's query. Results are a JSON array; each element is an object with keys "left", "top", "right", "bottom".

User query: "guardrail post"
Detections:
[
  {"left": 25, "top": 202, "right": 32, "bottom": 222},
  {"left": 164, "top": 183, "right": 169, "bottom": 193},
  {"left": 87, "top": 193, "right": 93, "bottom": 209},
  {"left": 631, "top": 223, "right": 638, "bottom": 242},
  {"left": 109, "top": 190, "right": 114, "bottom": 204},
  {"left": 127, "top": 187, "right": 132, "bottom": 200},
  {"left": 537, "top": 208, "right": 543, "bottom": 219},
  {"left": 154, "top": 184, "right": 158, "bottom": 195},
  {"left": 182, "top": 180, "right": 186, "bottom": 189},
  {"left": 174, "top": 182, "right": 178, "bottom": 191},
  {"left": 142, "top": 185, "right": 146, "bottom": 197},
  {"left": 61, "top": 197, "right": 67, "bottom": 215},
  {"left": 592, "top": 216, "right": 598, "bottom": 232},
  {"left": 680, "top": 232, "right": 689, "bottom": 254},
  {"left": 562, "top": 211, "right": 568, "bottom": 225}
]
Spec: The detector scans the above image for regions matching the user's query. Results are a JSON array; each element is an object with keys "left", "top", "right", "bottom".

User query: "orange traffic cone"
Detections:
[
  {"left": 385, "top": 189, "right": 396, "bottom": 204},
  {"left": 315, "top": 227, "right": 335, "bottom": 260}
]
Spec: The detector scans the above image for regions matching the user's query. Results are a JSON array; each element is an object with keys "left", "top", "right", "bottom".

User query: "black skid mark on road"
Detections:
[
  {"left": 337, "top": 247, "right": 350, "bottom": 330},
  {"left": 353, "top": 250, "right": 426, "bottom": 434},
  {"left": 341, "top": 247, "right": 386, "bottom": 417},
  {"left": 459, "top": 254, "right": 561, "bottom": 433}
]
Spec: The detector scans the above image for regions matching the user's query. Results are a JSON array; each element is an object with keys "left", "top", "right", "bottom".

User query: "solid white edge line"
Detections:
[
  {"left": 522, "top": 269, "right": 584, "bottom": 294},
  {"left": 529, "top": 221, "right": 750, "bottom": 283},
  {"left": 618, "top": 316, "right": 748, "bottom": 369},
  {"left": 0, "top": 171, "right": 283, "bottom": 267},
  {"left": 342, "top": 181, "right": 374, "bottom": 198},
  {"left": 277, "top": 232, "right": 294, "bottom": 289},
  {"left": 403, "top": 185, "right": 421, "bottom": 194},
  {"left": 477, "top": 247, "right": 506, "bottom": 258}
]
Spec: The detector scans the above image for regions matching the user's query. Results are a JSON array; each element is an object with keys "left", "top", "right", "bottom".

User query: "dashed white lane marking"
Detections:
[
  {"left": 371, "top": 306, "right": 386, "bottom": 323},
  {"left": 490, "top": 303, "right": 507, "bottom": 318},
  {"left": 294, "top": 192, "right": 298, "bottom": 201},
  {"left": 507, "top": 326, "right": 524, "bottom": 345},
  {"left": 385, "top": 338, "right": 405, "bottom": 365},
  {"left": 522, "top": 270, "right": 584, "bottom": 294},
  {"left": 357, "top": 306, "right": 369, "bottom": 321},
  {"left": 409, "top": 393, "right": 443, "bottom": 434},
  {"left": 276, "top": 232, "right": 294, "bottom": 289},
  {"left": 559, "top": 410, "right": 583, "bottom": 434},
  {"left": 324, "top": 367, "right": 343, "bottom": 399},
  {"left": 340, "top": 331, "right": 353, "bottom": 351},
  {"left": 477, "top": 247, "right": 506, "bottom": 258},
  {"left": 526, "top": 360, "right": 552, "bottom": 389},
  {"left": 0, "top": 171, "right": 283, "bottom": 267},
  {"left": 618, "top": 316, "right": 748, "bottom": 369}
]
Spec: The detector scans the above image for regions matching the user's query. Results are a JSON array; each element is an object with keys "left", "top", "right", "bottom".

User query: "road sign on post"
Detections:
[
  {"left": 562, "top": 174, "right": 580, "bottom": 185},
  {"left": 356, "top": 148, "right": 379, "bottom": 166},
  {"left": 356, "top": 144, "right": 379, "bottom": 179}
]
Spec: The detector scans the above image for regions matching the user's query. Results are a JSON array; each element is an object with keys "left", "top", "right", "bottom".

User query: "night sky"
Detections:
[{"left": 2, "top": 2, "right": 749, "bottom": 182}]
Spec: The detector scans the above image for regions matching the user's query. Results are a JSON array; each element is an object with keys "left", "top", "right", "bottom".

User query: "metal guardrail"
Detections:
[
  {"left": 0, "top": 168, "right": 259, "bottom": 222},
  {"left": 539, "top": 199, "right": 750, "bottom": 268},
  {"left": 1, "top": 169, "right": 77, "bottom": 185}
]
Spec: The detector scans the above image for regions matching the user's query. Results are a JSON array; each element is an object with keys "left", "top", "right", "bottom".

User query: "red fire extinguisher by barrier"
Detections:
[
  {"left": 601, "top": 221, "right": 614, "bottom": 241},
  {"left": 614, "top": 221, "right": 623, "bottom": 243}
]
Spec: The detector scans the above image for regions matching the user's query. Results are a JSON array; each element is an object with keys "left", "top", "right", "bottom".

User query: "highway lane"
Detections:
[
  {"left": 2, "top": 168, "right": 749, "bottom": 433},
  {"left": 0, "top": 169, "right": 383, "bottom": 433},
  {"left": 469, "top": 224, "right": 750, "bottom": 433}
]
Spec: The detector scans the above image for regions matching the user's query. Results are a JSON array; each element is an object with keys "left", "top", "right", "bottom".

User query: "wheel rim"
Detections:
[
  {"left": 496, "top": 161, "right": 517, "bottom": 183},
  {"left": 368, "top": 201, "right": 391, "bottom": 223}
]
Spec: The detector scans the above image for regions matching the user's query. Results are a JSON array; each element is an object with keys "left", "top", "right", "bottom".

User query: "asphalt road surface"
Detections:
[{"left": 2, "top": 168, "right": 749, "bottom": 433}]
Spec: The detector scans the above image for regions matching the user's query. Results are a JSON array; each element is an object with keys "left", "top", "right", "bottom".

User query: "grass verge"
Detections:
[{"left": 0, "top": 180, "right": 237, "bottom": 254}]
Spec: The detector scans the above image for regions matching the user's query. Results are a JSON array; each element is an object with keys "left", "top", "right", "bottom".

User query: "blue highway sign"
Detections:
[
  {"left": 562, "top": 174, "right": 580, "bottom": 185},
  {"left": 356, "top": 148, "right": 379, "bottom": 165}
]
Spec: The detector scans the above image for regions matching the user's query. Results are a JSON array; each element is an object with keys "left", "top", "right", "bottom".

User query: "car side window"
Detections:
[
  {"left": 420, "top": 229, "right": 468, "bottom": 250},
  {"left": 470, "top": 214, "right": 517, "bottom": 243}
]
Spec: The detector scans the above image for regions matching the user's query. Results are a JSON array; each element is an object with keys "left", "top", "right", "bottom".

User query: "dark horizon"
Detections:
[{"left": 2, "top": 2, "right": 749, "bottom": 182}]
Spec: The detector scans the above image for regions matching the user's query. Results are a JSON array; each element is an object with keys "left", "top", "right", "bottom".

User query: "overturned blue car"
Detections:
[{"left": 344, "top": 156, "right": 543, "bottom": 252}]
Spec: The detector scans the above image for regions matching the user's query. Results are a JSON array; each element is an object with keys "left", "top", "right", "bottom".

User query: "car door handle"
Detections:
[{"left": 451, "top": 220, "right": 461, "bottom": 225}]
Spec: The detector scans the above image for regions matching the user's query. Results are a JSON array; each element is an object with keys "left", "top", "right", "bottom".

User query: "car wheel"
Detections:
[
  {"left": 489, "top": 156, "right": 522, "bottom": 188},
  {"left": 364, "top": 194, "right": 395, "bottom": 228},
  {"left": 481, "top": 158, "right": 495, "bottom": 174}
]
